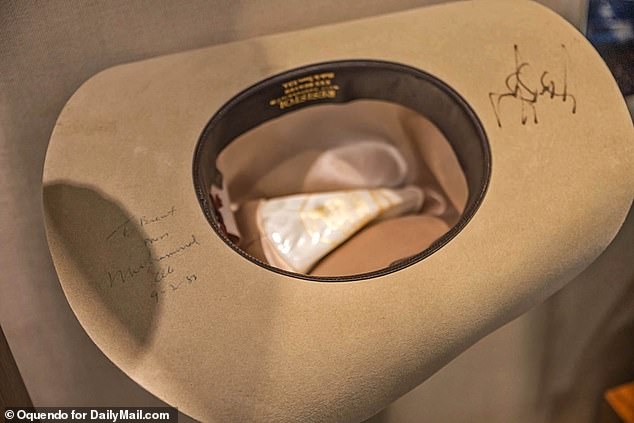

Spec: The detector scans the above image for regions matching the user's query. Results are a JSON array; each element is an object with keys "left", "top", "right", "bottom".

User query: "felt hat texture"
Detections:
[{"left": 43, "top": 1, "right": 633, "bottom": 422}]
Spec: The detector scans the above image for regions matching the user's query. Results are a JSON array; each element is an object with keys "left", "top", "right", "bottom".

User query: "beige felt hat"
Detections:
[{"left": 42, "top": 0, "right": 633, "bottom": 421}]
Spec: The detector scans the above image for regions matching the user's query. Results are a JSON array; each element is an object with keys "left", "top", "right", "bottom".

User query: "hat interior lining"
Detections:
[{"left": 193, "top": 60, "right": 491, "bottom": 282}]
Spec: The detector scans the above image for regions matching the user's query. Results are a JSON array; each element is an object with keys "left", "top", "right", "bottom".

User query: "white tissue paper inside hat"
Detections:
[
  {"left": 303, "top": 141, "right": 409, "bottom": 191},
  {"left": 223, "top": 117, "right": 456, "bottom": 277},
  {"left": 257, "top": 186, "right": 424, "bottom": 274}
]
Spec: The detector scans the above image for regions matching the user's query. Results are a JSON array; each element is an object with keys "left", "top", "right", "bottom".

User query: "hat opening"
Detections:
[{"left": 193, "top": 60, "right": 490, "bottom": 281}]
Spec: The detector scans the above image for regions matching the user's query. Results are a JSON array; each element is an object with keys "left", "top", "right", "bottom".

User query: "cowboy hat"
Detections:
[{"left": 43, "top": 0, "right": 633, "bottom": 421}]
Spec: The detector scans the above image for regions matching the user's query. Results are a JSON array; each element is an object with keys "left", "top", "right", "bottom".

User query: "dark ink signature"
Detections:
[
  {"left": 140, "top": 206, "right": 176, "bottom": 227},
  {"left": 106, "top": 206, "right": 176, "bottom": 240},
  {"left": 153, "top": 265, "right": 174, "bottom": 283},
  {"left": 489, "top": 44, "right": 577, "bottom": 127},
  {"left": 105, "top": 234, "right": 199, "bottom": 287},
  {"left": 144, "top": 232, "right": 169, "bottom": 247},
  {"left": 154, "top": 235, "right": 200, "bottom": 262},
  {"left": 103, "top": 205, "right": 201, "bottom": 302},
  {"left": 106, "top": 258, "right": 153, "bottom": 287},
  {"left": 106, "top": 218, "right": 133, "bottom": 240}
]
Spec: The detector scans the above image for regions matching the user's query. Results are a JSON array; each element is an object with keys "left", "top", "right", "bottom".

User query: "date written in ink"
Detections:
[
  {"left": 150, "top": 274, "right": 198, "bottom": 303},
  {"left": 489, "top": 44, "right": 577, "bottom": 127}
]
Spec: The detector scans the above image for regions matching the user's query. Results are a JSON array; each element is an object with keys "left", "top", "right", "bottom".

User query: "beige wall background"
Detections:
[{"left": 2, "top": 1, "right": 632, "bottom": 422}]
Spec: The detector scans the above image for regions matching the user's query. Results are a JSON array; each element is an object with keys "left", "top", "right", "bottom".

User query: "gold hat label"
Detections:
[{"left": 269, "top": 72, "right": 339, "bottom": 109}]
